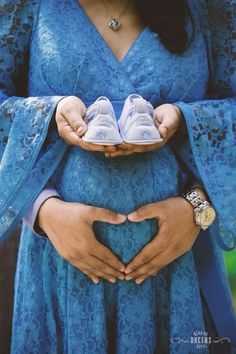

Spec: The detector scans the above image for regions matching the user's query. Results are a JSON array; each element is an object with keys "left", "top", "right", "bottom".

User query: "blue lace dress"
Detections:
[{"left": 0, "top": 0, "right": 235, "bottom": 353}]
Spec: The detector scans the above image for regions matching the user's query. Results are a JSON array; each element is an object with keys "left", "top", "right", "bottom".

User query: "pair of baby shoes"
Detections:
[{"left": 82, "top": 95, "right": 163, "bottom": 145}]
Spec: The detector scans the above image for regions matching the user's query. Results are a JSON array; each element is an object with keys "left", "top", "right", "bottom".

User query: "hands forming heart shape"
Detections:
[
  {"left": 51, "top": 98, "right": 194, "bottom": 284},
  {"left": 38, "top": 195, "right": 201, "bottom": 285}
]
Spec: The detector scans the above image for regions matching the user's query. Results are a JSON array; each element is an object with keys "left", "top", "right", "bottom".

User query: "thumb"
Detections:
[
  {"left": 158, "top": 114, "right": 174, "bottom": 140},
  {"left": 128, "top": 203, "right": 160, "bottom": 222},
  {"left": 154, "top": 105, "right": 179, "bottom": 140},
  {"left": 158, "top": 122, "right": 169, "bottom": 140},
  {"left": 158, "top": 112, "right": 181, "bottom": 139},
  {"left": 92, "top": 207, "right": 127, "bottom": 224},
  {"left": 64, "top": 109, "right": 88, "bottom": 137}
]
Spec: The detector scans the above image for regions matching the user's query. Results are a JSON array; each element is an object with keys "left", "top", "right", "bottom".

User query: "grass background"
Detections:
[{"left": 224, "top": 250, "right": 236, "bottom": 312}]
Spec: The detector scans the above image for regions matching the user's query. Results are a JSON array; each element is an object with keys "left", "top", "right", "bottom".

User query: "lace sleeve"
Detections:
[
  {"left": 0, "top": 0, "right": 67, "bottom": 241},
  {"left": 173, "top": 0, "right": 236, "bottom": 250}
]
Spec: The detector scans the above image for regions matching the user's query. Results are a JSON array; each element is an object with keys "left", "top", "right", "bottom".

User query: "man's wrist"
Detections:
[
  {"left": 193, "top": 187, "right": 209, "bottom": 203},
  {"left": 182, "top": 188, "right": 216, "bottom": 231},
  {"left": 36, "top": 197, "right": 62, "bottom": 234}
]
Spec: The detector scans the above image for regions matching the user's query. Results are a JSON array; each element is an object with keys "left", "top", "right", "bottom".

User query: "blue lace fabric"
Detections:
[{"left": 0, "top": 0, "right": 235, "bottom": 353}]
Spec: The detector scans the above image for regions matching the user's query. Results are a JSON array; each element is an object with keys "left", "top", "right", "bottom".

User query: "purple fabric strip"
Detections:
[{"left": 23, "top": 183, "right": 60, "bottom": 231}]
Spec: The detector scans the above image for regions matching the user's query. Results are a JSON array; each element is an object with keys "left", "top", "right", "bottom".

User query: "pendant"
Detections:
[{"left": 108, "top": 18, "right": 121, "bottom": 31}]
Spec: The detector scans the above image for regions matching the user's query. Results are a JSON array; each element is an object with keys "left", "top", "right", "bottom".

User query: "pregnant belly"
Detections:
[{"left": 56, "top": 146, "right": 181, "bottom": 263}]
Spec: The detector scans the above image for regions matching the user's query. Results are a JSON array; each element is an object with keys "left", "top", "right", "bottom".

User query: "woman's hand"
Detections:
[
  {"left": 105, "top": 104, "right": 184, "bottom": 158},
  {"left": 56, "top": 96, "right": 117, "bottom": 153},
  {"left": 37, "top": 198, "right": 126, "bottom": 284},
  {"left": 123, "top": 196, "right": 200, "bottom": 284}
]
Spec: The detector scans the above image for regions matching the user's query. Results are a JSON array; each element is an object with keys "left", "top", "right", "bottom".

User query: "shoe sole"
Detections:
[
  {"left": 82, "top": 137, "right": 123, "bottom": 145},
  {"left": 122, "top": 137, "right": 163, "bottom": 145}
]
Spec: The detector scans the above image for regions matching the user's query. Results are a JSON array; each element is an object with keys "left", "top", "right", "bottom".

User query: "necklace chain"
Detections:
[{"left": 101, "top": 0, "right": 131, "bottom": 31}]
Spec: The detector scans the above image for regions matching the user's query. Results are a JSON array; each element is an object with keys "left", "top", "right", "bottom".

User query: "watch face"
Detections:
[{"left": 199, "top": 207, "right": 216, "bottom": 227}]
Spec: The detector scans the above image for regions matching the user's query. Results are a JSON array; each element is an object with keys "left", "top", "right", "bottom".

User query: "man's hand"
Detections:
[
  {"left": 38, "top": 198, "right": 127, "bottom": 284},
  {"left": 124, "top": 197, "right": 200, "bottom": 284}
]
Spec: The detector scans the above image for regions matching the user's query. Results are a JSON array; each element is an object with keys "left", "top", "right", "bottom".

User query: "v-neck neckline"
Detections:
[{"left": 76, "top": 1, "right": 147, "bottom": 66}]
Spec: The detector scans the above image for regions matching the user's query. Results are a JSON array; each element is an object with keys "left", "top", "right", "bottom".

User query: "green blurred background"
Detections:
[{"left": 224, "top": 250, "right": 236, "bottom": 312}]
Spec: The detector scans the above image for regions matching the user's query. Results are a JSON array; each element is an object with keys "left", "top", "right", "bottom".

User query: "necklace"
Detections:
[{"left": 102, "top": 0, "right": 131, "bottom": 31}]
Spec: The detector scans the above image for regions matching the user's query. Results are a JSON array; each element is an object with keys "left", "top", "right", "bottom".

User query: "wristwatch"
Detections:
[{"left": 182, "top": 189, "right": 216, "bottom": 231}]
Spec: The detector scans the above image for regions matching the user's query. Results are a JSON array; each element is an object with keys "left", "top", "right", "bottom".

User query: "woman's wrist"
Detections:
[{"left": 173, "top": 105, "right": 187, "bottom": 135}]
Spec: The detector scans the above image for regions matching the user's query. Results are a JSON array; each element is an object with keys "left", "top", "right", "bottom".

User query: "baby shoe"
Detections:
[
  {"left": 118, "top": 94, "right": 163, "bottom": 144},
  {"left": 82, "top": 97, "right": 123, "bottom": 145}
]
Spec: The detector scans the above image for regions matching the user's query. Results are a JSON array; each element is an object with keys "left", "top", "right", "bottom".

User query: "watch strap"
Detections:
[{"left": 183, "top": 189, "right": 205, "bottom": 208}]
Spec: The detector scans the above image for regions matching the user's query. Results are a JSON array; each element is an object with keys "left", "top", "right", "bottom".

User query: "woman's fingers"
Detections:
[
  {"left": 57, "top": 123, "right": 82, "bottom": 146},
  {"left": 56, "top": 96, "right": 106, "bottom": 151},
  {"left": 78, "top": 140, "right": 106, "bottom": 152},
  {"left": 57, "top": 116, "right": 106, "bottom": 151},
  {"left": 62, "top": 111, "right": 87, "bottom": 137},
  {"left": 153, "top": 103, "right": 183, "bottom": 140},
  {"left": 56, "top": 96, "right": 87, "bottom": 134},
  {"left": 57, "top": 123, "right": 104, "bottom": 151},
  {"left": 105, "top": 141, "right": 166, "bottom": 157},
  {"left": 105, "top": 146, "right": 134, "bottom": 157}
]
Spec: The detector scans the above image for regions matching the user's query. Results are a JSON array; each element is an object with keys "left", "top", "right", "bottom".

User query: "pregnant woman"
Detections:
[{"left": 0, "top": 0, "right": 236, "bottom": 353}]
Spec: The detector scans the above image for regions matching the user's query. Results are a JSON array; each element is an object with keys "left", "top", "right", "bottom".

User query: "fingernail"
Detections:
[
  {"left": 109, "top": 278, "right": 117, "bottom": 284},
  {"left": 92, "top": 278, "right": 99, "bottom": 284},
  {"left": 119, "top": 266, "right": 126, "bottom": 272},
  {"left": 135, "top": 278, "right": 145, "bottom": 285},
  {"left": 125, "top": 268, "right": 132, "bottom": 274},
  {"left": 77, "top": 126, "right": 84, "bottom": 134},
  {"left": 125, "top": 275, "right": 133, "bottom": 281},
  {"left": 128, "top": 212, "right": 137, "bottom": 220},
  {"left": 117, "top": 214, "right": 126, "bottom": 222},
  {"left": 119, "top": 275, "right": 125, "bottom": 280}
]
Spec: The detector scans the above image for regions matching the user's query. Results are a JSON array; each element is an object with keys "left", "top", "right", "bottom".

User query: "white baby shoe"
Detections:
[
  {"left": 118, "top": 94, "right": 163, "bottom": 144},
  {"left": 82, "top": 97, "right": 123, "bottom": 145}
]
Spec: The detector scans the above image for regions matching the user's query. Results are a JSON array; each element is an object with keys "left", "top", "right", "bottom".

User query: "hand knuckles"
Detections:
[
  {"left": 97, "top": 264, "right": 106, "bottom": 271},
  {"left": 102, "top": 254, "right": 110, "bottom": 262},
  {"left": 136, "top": 266, "right": 149, "bottom": 276},
  {"left": 144, "top": 264, "right": 154, "bottom": 274},
  {"left": 70, "top": 119, "right": 80, "bottom": 129},
  {"left": 148, "top": 264, "right": 158, "bottom": 275},
  {"left": 95, "top": 271, "right": 105, "bottom": 277},
  {"left": 141, "top": 254, "right": 150, "bottom": 263}
]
